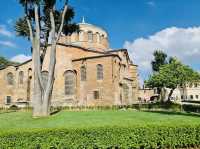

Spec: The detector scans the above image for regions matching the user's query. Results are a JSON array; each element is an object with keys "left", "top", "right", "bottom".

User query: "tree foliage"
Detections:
[
  {"left": 0, "top": 56, "right": 19, "bottom": 69},
  {"left": 146, "top": 58, "right": 200, "bottom": 100},
  {"left": 15, "top": 0, "right": 79, "bottom": 46},
  {"left": 151, "top": 50, "right": 168, "bottom": 72}
]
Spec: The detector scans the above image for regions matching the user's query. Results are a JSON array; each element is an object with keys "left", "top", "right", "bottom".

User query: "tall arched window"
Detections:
[
  {"left": 27, "top": 68, "right": 32, "bottom": 101},
  {"left": 75, "top": 31, "right": 79, "bottom": 41},
  {"left": 65, "top": 71, "right": 76, "bottom": 95},
  {"left": 19, "top": 71, "right": 24, "bottom": 84},
  {"left": 7, "top": 72, "right": 14, "bottom": 85},
  {"left": 88, "top": 31, "right": 93, "bottom": 42},
  {"left": 66, "top": 35, "right": 71, "bottom": 43},
  {"left": 123, "top": 84, "right": 129, "bottom": 101},
  {"left": 97, "top": 64, "right": 103, "bottom": 80},
  {"left": 79, "top": 30, "right": 84, "bottom": 41},
  {"left": 100, "top": 34, "right": 104, "bottom": 43},
  {"left": 80, "top": 66, "right": 86, "bottom": 81},
  {"left": 42, "top": 71, "right": 48, "bottom": 89},
  {"left": 96, "top": 32, "right": 100, "bottom": 43}
]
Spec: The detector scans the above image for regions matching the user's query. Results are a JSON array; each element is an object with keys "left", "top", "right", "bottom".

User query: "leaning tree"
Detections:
[{"left": 15, "top": 0, "right": 78, "bottom": 117}]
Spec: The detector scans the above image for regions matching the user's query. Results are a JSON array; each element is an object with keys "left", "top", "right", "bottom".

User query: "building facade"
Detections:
[
  {"left": 139, "top": 83, "right": 200, "bottom": 103},
  {"left": 0, "top": 21, "right": 139, "bottom": 107},
  {"left": 138, "top": 88, "right": 158, "bottom": 102},
  {"left": 171, "top": 83, "right": 200, "bottom": 102}
]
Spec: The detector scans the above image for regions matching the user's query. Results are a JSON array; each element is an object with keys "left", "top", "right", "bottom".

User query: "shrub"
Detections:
[
  {"left": 130, "top": 102, "right": 200, "bottom": 114},
  {"left": 0, "top": 126, "right": 200, "bottom": 149},
  {"left": 8, "top": 105, "right": 19, "bottom": 111},
  {"left": 182, "top": 104, "right": 200, "bottom": 113},
  {"left": 182, "top": 100, "right": 200, "bottom": 104}
]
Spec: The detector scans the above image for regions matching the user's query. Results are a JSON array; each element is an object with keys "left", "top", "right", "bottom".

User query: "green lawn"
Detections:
[{"left": 0, "top": 110, "right": 200, "bottom": 131}]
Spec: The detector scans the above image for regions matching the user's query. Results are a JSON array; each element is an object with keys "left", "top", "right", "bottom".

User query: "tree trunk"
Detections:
[
  {"left": 29, "top": 3, "right": 68, "bottom": 117},
  {"left": 32, "top": 5, "right": 50, "bottom": 117},
  {"left": 160, "top": 87, "right": 166, "bottom": 102},
  {"left": 167, "top": 89, "right": 174, "bottom": 102},
  {"left": 32, "top": 43, "right": 43, "bottom": 117}
]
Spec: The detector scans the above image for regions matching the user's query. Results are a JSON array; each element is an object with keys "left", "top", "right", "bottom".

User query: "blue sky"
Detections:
[{"left": 0, "top": 0, "right": 200, "bottom": 82}]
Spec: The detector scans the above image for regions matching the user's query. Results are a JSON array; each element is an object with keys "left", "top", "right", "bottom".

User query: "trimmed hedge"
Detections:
[
  {"left": 1, "top": 102, "right": 200, "bottom": 114},
  {"left": 182, "top": 100, "right": 200, "bottom": 104},
  {"left": 0, "top": 126, "right": 200, "bottom": 149},
  {"left": 50, "top": 102, "right": 200, "bottom": 114},
  {"left": 129, "top": 102, "right": 200, "bottom": 114}
]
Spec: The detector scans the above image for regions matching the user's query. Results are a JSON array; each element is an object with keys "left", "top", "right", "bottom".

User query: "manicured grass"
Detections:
[{"left": 0, "top": 110, "right": 200, "bottom": 131}]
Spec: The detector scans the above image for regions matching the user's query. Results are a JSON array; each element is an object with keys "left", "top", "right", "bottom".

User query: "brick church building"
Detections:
[{"left": 0, "top": 20, "right": 139, "bottom": 107}]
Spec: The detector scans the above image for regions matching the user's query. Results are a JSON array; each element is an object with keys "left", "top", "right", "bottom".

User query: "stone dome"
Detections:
[{"left": 60, "top": 18, "right": 109, "bottom": 52}]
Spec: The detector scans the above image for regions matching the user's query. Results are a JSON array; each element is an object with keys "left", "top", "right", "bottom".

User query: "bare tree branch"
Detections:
[
  {"left": 43, "top": 9, "right": 56, "bottom": 106},
  {"left": 56, "top": 4, "right": 68, "bottom": 42},
  {"left": 35, "top": 4, "right": 40, "bottom": 40},
  {"left": 26, "top": 17, "right": 34, "bottom": 43},
  {"left": 50, "top": 10, "right": 56, "bottom": 42}
]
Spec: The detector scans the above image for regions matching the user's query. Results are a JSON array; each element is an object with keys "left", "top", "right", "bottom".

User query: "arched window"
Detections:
[
  {"left": 65, "top": 71, "right": 76, "bottom": 95},
  {"left": 96, "top": 32, "right": 100, "bottom": 43},
  {"left": 7, "top": 72, "right": 14, "bottom": 85},
  {"left": 80, "top": 66, "right": 86, "bottom": 81},
  {"left": 75, "top": 31, "right": 79, "bottom": 41},
  {"left": 42, "top": 71, "right": 48, "bottom": 89},
  {"left": 66, "top": 35, "right": 71, "bottom": 43},
  {"left": 189, "top": 83, "right": 193, "bottom": 88},
  {"left": 88, "top": 31, "right": 93, "bottom": 42},
  {"left": 194, "top": 83, "right": 198, "bottom": 88},
  {"left": 94, "top": 90, "right": 100, "bottom": 99},
  {"left": 123, "top": 84, "right": 129, "bottom": 101},
  {"left": 27, "top": 68, "right": 32, "bottom": 101},
  {"left": 100, "top": 34, "right": 104, "bottom": 43},
  {"left": 19, "top": 71, "right": 24, "bottom": 84},
  {"left": 79, "top": 30, "right": 84, "bottom": 41},
  {"left": 97, "top": 64, "right": 103, "bottom": 80}
]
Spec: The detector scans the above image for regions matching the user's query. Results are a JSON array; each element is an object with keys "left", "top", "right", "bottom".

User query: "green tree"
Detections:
[
  {"left": 151, "top": 50, "right": 168, "bottom": 72},
  {"left": 150, "top": 50, "right": 168, "bottom": 98},
  {"left": 145, "top": 58, "right": 200, "bottom": 102},
  {"left": 0, "top": 56, "right": 19, "bottom": 69},
  {"left": 15, "top": 0, "right": 78, "bottom": 117},
  {"left": 0, "top": 56, "right": 10, "bottom": 69}
]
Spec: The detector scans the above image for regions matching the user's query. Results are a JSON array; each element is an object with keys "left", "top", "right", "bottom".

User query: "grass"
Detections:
[{"left": 0, "top": 110, "right": 200, "bottom": 131}]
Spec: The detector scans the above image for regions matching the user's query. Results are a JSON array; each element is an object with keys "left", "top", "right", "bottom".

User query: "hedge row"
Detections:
[
  {"left": 0, "top": 126, "right": 200, "bottom": 149},
  {"left": 132, "top": 102, "right": 200, "bottom": 114},
  {"left": 50, "top": 102, "right": 200, "bottom": 113},
  {"left": 182, "top": 100, "right": 200, "bottom": 104},
  {"left": 1, "top": 102, "right": 200, "bottom": 114},
  {"left": 49, "top": 103, "right": 179, "bottom": 112}
]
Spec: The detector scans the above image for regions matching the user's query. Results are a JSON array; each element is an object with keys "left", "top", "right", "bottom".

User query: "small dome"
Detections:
[
  {"left": 60, "top": 18, "right": 109, "bottom": 52},
  {"left": 78, "top": 22, "right": 108, "bottom": 38}
]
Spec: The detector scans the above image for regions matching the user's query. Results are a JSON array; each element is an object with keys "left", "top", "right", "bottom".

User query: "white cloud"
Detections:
[
  {"left": 11, "top": 54, "right": 32, "bottom": 63},
  {"left": 146, "top": 1, "right": 156, "bottom": 7},
  {"left": 0, "top": 40, "right": 17, "bottom": 48},
  {"left": 0, "top": 25, "right": 13, "bottom": 37},
  {"left": 124, "top": 26, "right": 200, "bottom": 82}
]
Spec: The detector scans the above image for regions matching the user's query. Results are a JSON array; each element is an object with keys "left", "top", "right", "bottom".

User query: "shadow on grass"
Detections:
[
  {"left": 50, "top": 110, "right": 61, "bottom": 115},
  {"left": 143, "top": 110, "right": 200, "bottom": 117}
]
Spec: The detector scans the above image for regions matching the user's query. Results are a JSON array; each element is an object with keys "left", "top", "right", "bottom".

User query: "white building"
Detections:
[{"left": 171, "top": 83, "right": 200, "bottom": 102}]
